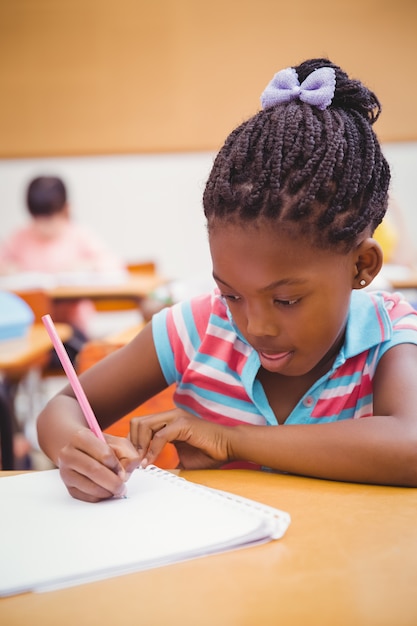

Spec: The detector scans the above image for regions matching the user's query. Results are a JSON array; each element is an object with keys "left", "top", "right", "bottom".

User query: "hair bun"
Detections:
[{"left": 294, "top": 58, "right": 381, "bottom": 124}]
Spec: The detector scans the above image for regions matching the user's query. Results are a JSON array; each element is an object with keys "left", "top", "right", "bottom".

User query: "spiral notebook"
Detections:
[{"left": 0, "top": 466, "right": 290, "bottom": 597}]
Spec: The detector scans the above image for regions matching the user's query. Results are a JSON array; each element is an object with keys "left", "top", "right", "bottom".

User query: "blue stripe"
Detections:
[
  {"left": 326, "top": 371, "right": 363, "bottom": 389},
  {"left": 335, "top": 393, "right": 373, "bottom": 420},
  {"left": 193, "top": 352, "right": 241, "bottom": 382},
  {"left": 152, "top": 308, "right": 178, "bottom": 384}
]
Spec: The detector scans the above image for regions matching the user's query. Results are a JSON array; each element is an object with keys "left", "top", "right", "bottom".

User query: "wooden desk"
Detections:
[
  {"left": 48, "top": 273, "right": 166, "bottom": 303},
  {"left": 1, "top": 469, "right": 416, "bottom": 626},
  {"left": 379, "top": 265, "right": 417, "bottom": 290},
  {"left": 105, "top": 322, "right": 145, "bottom": 345},
  {"left": 0, "top": 323, "right": 71, "bottom": 376},
  {"left": 390, "top": 275, "right": 417, "bottom": 290}
]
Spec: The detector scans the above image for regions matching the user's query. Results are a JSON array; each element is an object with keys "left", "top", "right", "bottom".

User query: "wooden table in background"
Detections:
[
  {"left": 48, "top": 273, "right": 166, "bottom": 306},
  {"left": 0, "top": 324, "right": 71, "bottom": 376},
  {"left": 0, "top": 323, "right": 71, "bottom": 469},
  {"left": 1, "top": 468, "right": 416, "bottom": 626},
  {"left": 390, "top": 275, "right": 417, "bottom": 290}
]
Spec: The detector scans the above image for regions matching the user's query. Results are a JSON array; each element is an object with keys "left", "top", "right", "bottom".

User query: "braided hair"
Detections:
[{"left": 203, "top": 58, "right": 390, "bottom": 251}]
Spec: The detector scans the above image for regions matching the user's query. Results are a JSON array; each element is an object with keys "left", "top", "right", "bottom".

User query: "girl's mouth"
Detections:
[
  {"left": 258, "top": 350, "right": 293, "bottom": 371},
  {"left": 259, "top": 350, "right": 291, "bottom": 361}
]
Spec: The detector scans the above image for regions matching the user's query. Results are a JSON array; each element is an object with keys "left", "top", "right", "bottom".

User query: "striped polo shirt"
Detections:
[{"left": 152, "top": 290, "right": 417, "bottom": 427}]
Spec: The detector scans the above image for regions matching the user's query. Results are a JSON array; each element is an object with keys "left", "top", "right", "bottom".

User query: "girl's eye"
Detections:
[
  {"left": 274, "top": 298, "right": 299, "bottom": 307},
  {"left": 221, "top": 294, "right": 241, "bottom": 303}
]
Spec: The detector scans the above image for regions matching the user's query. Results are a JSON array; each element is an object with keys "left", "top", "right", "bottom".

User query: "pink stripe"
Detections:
[
  {"left": 370, "top": 293, "right": 387, "bottom": 338},
  {"left": 312, "top": 374, "right": 372, "bottom": 417},
  {"left": 166, "top": 308, "right": 191, "bottom": 373},
  {"left": 190, "top": 294, "right": 213, "bottom": 339},
  {"left": 330, "top": 352, "right": 367, "bottom": 378}
]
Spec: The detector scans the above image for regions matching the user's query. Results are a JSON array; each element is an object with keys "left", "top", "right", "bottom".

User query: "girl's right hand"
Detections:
[{"left": 57, "top": 428, "right": 141, "bottom": 502}]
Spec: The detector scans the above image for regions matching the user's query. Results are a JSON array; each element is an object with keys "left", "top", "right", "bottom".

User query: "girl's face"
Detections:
[{"left": 209, "top": 220, "right": 360, "bottom": 377}]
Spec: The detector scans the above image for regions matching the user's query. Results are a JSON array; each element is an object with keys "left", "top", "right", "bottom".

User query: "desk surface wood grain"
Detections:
[{"left": 1, "top": 468, "right": 416, "bottom": 626}]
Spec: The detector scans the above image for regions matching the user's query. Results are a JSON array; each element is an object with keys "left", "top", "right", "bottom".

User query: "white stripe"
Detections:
[
  {"left": 188, "top": 361, "right": 242, "bottom": 388},
  {"left": 354, "top": 401, "right": 373, "bottom": 418},
  {"left": 207, "top": 322, "right": 252, "bottom": 357},
  {"left": 172, "top": 305, "right": 195, "bottom": 362},
  {"left": 394, "top": 319, "right": 417, "bottom": 331},
  {"left": 319, "top": 380, "right": 359, "bottom": 399},
  {"left": 320, "top": 361, "right": 375, "bottom": 399}
]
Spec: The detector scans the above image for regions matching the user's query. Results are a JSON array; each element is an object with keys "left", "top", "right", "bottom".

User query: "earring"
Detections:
[{"left": 359, "top": 279, "right": 366, "bottom": 287}]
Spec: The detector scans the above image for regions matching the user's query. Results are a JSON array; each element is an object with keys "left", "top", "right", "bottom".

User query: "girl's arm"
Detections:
[
  {"left": 37, "top": 323, "right": 169, "bottom": 501},
  {"left": 130, "top": 343, "right": 417, "bottom": 486}
]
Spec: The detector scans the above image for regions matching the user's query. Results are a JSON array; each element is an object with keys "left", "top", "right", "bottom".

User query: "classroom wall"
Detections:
[
  {"left": 0, "top": 152, "right": 214, "bottom": 281},
  {"left": 0, "top": 144, "right": 416, "bottom": 282},
  {"left": 0, "top": 0, "right": 416, "bottom": 282},
  {"left": 0, "top": 0, "right": 416, "bottom": 157}
]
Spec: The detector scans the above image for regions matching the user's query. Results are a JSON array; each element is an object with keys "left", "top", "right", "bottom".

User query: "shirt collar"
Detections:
[{"left": 339, "top": 290, "right": 392, "bottom": 362}]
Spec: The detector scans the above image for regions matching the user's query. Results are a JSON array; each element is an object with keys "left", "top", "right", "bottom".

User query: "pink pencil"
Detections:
[{"left": 42, "top": 314, "right": 106, "bottom": 442}]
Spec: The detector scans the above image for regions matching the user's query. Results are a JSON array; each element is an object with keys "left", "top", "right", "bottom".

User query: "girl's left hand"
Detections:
[{"left": 129, "top": 409, "right": 230, "bottom": 470}]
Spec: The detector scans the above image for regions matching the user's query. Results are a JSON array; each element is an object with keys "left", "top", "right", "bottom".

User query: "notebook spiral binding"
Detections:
[{"left": 145, "top": 465, "right": 291, "bottom": 539}]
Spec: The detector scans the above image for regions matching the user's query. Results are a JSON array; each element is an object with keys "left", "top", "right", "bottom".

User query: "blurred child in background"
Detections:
[
  {"left": 0, "top": 175, "right": 124, "bottom": 354},
  {"left": 0, "top": 176, "right": 125, "bottom": 468}
]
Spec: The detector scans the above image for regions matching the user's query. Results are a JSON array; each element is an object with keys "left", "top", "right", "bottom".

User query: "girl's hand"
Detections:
[
  {"left": 57, "top": 429, "right": 141, "bottom": 502},
  {"left": 129, "top": 409, "right": 231, "bottom": 470}
]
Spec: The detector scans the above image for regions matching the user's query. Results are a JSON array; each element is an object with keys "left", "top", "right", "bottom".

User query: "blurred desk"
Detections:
[
  {"left": 0, "top": 323, "right": 71, "bottom": 469},
  {"left": 48, "top": 273, "right": 166, "bottom": 305},
  {"left": 379, "top": 264, "right": 417, "bottom": 290},
  {"left": 105, "top": 322, "right": 145, "bottom": 345},
  {"left": 0, "top": 468, "right": 416, "bottom": 625},
  {"left": 0, "top": 323, "right": 71, "bottom": 376},
  {"left": 390, "top": 275, "right": 417, "bottom": 290},
  {"left": 0, "top": 270, "right": 167, "bottom": 314}
]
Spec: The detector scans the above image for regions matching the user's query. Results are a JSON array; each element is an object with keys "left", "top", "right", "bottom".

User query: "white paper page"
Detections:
[{"left": 0, "top": 468, "right": 290, "bottom": 597}]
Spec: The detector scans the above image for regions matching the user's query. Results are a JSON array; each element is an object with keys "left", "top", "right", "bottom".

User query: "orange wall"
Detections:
[{"left": 0, "top": 0, "right": 416, "bottom": 157}]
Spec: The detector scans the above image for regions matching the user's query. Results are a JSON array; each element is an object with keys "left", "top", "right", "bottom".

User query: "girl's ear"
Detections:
[{"left": 352, "top": 238, "right": 383, "bottom": 289}]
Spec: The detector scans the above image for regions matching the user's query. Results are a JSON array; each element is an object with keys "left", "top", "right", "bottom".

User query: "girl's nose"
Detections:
[{"left": 245, "top": 302, "right": 279, "bottom": 337}]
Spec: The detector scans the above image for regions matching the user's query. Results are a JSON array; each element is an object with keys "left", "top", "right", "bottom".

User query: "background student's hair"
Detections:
[
  {"left": 203, "top": 58, "right": 390, "bottom": 251},
  {"left": 27, "top": 176, "right": 67, "bottom": 217}
]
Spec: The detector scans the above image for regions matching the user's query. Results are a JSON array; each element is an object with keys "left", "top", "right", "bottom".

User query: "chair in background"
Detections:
[
  {"left": 76, "top": 338, "right": 179, "bottom": 469},
  {"left": 11, "top": 288, "right": 64, "bottom": 377},
  {"left": 127, "top": 261, "right": 157, "bottom": 274},
  {"left": 12, "top": 289, "right": 52, "bottom": 324}
]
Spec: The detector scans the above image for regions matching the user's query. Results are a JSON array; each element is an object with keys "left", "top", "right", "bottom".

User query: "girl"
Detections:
[{"left": 37, "top": 58, "right": 417, "bottom": 501}]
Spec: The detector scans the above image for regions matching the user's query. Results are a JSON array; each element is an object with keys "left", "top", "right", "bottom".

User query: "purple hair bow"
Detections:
[{"left": 260, "top": 66, "right": 336, "bottom": 111}]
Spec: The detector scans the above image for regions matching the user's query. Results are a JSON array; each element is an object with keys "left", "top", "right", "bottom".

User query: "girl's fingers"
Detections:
[
  {"left": 58, "top": 429, "right": 131, "bottom": 501},
  {"left": 130, "top": 410, "right": 195, "bottom": 465},
  {"left": 129, "top": 415, "right": 150, "bottom": 456},
  {"left": 130, "top": 413, "right": 171, "bottom": 458},
  {"left": 105, "top": 434, "right": 141, "bottom": 477},
  {"left": 129, "top": 410, "right": 229, "bottom": 470},
  {"left": 60, "top": 466, "right": 124, "bottom": 502}
]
